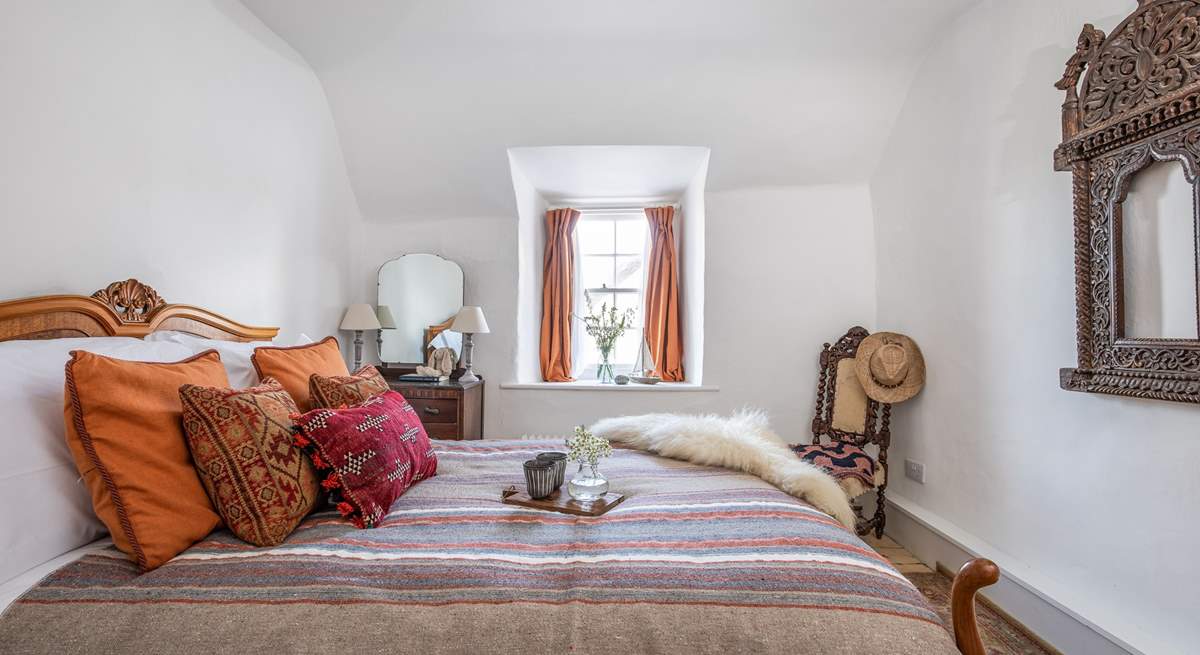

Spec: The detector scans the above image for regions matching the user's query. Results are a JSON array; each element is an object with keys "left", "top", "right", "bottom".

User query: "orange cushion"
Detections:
[
  {"left": 64, "top": 349, "right": 227, "bottom": 570},
  {"left": 251, "top": 337, "right": 348, "bottom": 412},
  {"left": 309, "top": 365, "right": 390, "bottom": 409}
]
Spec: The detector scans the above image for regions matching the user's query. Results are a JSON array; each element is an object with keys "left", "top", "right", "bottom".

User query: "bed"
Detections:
[{"left": 0, "top": 280, "right": 997, "bottom": 654}]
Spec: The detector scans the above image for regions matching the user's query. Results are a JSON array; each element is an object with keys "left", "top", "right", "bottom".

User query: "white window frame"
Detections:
[{"left": 572, "top": 210, "right": 650, "bottom": 380}]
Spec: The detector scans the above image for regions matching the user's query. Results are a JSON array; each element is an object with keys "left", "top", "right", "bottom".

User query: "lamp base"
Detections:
[
  {"left": 352, "top": 330, "right": 364, "bottom": 371},
  {"left": 459, "top": 332, "right": 479, "bottom": 383}
]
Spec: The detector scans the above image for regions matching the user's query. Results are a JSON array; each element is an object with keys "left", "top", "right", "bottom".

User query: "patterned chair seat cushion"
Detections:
[{"left": 790, "top": 442, "right": 884, "bottom": 498}]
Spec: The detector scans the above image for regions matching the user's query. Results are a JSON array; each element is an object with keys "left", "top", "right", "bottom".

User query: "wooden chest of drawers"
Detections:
[{"left": 385, "top": 378, "right": 483, "bottom": 441}]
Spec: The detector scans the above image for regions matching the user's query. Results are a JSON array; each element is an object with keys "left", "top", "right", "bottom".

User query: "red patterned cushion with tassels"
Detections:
[{"left": 292, "top": 390, "right": 437, "bottom": 528}]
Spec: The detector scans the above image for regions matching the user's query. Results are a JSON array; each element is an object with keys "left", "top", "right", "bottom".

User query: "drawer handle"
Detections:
[{"left": 423, "top": 407, "right": 441, "bottom": 416}]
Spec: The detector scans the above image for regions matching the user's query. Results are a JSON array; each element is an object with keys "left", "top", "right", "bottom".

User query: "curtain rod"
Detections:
[{"left": 550, "top": 204, "right": 679, "bottom": 213}]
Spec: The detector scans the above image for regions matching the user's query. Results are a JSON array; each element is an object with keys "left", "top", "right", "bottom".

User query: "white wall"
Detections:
[
  {"left": 0, "top": 0, "right": 360, "bottom": 342},
  {"left": 870, "top": 1, "right": 1198, "bottom": 653},
  {"left": 356, "top": 184, "right": 876, "bottom": 437},
  {"left": 242, "top": 0, "right": 974, "bottom": 220},
  {"left": 509, "top": 159, "right": 548, "bottom": 384},
  {"left": 679, "top": 154, "right": 710, "bottom": 383}
]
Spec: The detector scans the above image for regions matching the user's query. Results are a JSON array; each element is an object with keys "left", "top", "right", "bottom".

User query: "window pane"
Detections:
[
  {"left": 578, "top": 291, "right": 642, "bottom": 379},
  {"left": 580, "top": 255, "right": 615, "bottom": 289},
  {"left": 615, "top": 218, "right": 647, "bottom": 255},
  {"left": 614, "top": 255, "right": 643, "bottom": 289},
  {"left": 611, "top": 292, "right": 643, "bottom": 370},
  {"left": 573, "top": 212, "right": 652, "bottom": 380},
  {"left": 577, "top": 219, "right": 614, "bottom": 255},
  {"left": 578, "top": 291, "right": 612, "bottom": 377}
]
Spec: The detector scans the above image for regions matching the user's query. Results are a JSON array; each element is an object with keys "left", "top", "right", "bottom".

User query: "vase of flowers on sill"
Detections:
[
  {"left": 581, "top": 294, "right": 634, "bottom": 384},
  {"left": 566, "top": 425, "right": 613, "bottom": 501}
]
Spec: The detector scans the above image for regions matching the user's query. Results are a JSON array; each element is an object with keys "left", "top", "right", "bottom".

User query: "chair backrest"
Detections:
[{"left": 810, "top": 327, "right": 891, "bottom": 448}]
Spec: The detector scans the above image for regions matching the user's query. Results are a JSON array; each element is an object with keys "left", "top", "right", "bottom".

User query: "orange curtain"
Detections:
[
  {"left": 540, "top": 208, "right": 581, "bottom": 382},
  {"left": 644, "top": 206, "right": 684, "bottom": 381}
]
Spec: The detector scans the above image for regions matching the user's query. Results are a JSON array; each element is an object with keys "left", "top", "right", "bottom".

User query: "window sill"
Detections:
[{"left": 499, "top": 381, "right": 719, "bottom": 392}]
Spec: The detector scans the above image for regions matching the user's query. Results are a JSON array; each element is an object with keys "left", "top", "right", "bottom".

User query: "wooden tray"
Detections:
[{"left": 501, "top": 486, "right": 625, "bottom": 517}]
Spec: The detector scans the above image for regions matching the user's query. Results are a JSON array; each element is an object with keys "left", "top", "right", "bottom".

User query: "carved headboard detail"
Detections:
[
  {"left": 91, "top": 279, "right": 165, "bottom": 323},
  {"left": 0, "top": 278, "right": 278, "bottom": 343},
  {"left": 1055, "top": 0, "right": 1200, "bottom": 404}
]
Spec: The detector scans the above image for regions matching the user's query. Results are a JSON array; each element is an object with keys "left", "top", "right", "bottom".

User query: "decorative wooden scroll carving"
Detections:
[
  {"left": 91, "top": 278, "right": 165, "bottom": 322},
  {"left": 1055, "top": 0, "right": 1200, "bottom": 404},
  {"left": 0, "top": 278, "right": 278, "bottom": 342}
]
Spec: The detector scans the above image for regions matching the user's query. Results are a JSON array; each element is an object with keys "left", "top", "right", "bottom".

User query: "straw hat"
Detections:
[{"left": 854, "top": 332, "right": 926, "bottom": 404}]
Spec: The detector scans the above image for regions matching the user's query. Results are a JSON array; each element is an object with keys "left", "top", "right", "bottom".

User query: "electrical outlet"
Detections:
[{"left": 904, "top": 459, "right": 925, "bottom": 484}]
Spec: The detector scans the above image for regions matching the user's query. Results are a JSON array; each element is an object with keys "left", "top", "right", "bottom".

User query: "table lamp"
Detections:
[
  {"left": 375, "top": 305, "right": 396, "bottom": 363},
  {"left": 449, "top": 306, "right": 489, "bottom": 383},
  {"left": 340, "top": 303, "right": 381, "bottom": 370}
]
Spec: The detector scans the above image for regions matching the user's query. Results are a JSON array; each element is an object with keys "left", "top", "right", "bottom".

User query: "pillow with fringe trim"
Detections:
[{"left": 292, "top": 391, "right": 437, "bottom": 528}]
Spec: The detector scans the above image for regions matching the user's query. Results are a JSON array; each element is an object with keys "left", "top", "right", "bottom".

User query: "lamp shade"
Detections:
[
  {"left": 450, "top": 306, "right": 490, "bottom": 334},
  {"left": 375, "top": 305, "right": 397, "bottom": 329},
  {"left": 340, "top": 303, "right": 382, "bottom": 331}
]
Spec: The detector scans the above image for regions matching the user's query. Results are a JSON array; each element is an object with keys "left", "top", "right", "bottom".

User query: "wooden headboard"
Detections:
[{"left": 0, "top": 278, "right": 278, "bottom": 343}]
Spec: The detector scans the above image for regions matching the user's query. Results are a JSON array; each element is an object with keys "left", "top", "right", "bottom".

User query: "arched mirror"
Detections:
[{"left": 377, "top": 254, "right": 464, "bottom": 365}]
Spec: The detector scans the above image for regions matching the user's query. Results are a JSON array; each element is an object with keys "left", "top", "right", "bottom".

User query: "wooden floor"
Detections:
[
  {"left": 864, "top": 533, "right": 934, "bottom": 574},
  {"left": 867, "top": 533, "right": 1059, "bottom": 655}
]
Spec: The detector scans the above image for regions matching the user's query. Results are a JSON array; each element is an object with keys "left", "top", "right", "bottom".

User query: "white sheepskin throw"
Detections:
[{"left": 591, "top": 410, "right": 856, "bottom": 530}]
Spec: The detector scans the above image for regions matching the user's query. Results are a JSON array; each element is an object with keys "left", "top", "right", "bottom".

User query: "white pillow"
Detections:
[
  {"left": 144, "top": 332, "right": 315, "bottom": 388},
  {"left": 0, "top": 337, "right": 196, "bottom": 586},
  {"left": 144, "top": 332, "right": 268, "bottom": 388}
]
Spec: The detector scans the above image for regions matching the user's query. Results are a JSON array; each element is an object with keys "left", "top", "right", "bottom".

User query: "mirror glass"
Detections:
[
  {"left": 378, "top": 254, "right": 464, "bottom": 363},
  {"left": 1122, "top": 160, "right": 1199, "bottom": 338}
]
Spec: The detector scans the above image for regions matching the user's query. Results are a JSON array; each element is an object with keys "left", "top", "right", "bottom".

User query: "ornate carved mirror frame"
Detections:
[{"left": 1055, "top": 0, "right": 1200, "bottom": 404}]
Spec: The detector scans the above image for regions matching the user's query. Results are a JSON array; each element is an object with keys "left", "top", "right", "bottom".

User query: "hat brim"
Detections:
[{"left": 854, "top": 332, "right": 926, "bottom": 404}]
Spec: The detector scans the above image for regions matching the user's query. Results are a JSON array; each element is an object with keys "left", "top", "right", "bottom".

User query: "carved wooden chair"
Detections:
[{"left": 798, "top": 326, "right": 892, "bottom": 538}]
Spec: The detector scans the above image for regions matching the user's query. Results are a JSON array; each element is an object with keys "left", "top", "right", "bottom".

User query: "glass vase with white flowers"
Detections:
[
  {"left": 580, "top": 293, "right": 634, "bottom": 384},
  {"left": 565, "top": 425, "right": 613, "bottom": 501}
]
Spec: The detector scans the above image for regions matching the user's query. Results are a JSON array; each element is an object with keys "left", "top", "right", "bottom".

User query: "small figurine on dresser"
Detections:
[{"left": 415, "top": 346, "right": 457, "bottom": 380}]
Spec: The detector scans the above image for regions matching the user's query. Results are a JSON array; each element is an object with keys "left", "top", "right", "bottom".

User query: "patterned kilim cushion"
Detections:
[
  {"left": 180, "top": 379, "right": 319, "bottom": 546},
  {"left": 309, "top": 365, "right": 389, "bottom": 409},
  {"left": 791, "top": 441, "right": 876, "bottom": 492},
  {"left": 293, "top": 390, "right": 438, "bottom": 528}
]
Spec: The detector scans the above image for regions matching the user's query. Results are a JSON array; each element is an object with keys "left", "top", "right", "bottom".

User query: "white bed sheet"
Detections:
[{"left": 0, "top": 538, "right": 112, "bottom": 613}]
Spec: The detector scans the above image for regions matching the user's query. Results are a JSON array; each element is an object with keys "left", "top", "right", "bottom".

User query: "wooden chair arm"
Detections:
[{"left": 951, "top": 558, "right": 1000, "bottom": 655}]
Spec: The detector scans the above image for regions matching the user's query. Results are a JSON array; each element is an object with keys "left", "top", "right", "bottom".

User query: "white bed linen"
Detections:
[
  {"left": 0, "top": 538, "right": 111, "bottom": 613},
  {"left": 0, "top": 338, "right": 195, "bottom": 586},
  {"left": 144, "top": 331, "right": 314, "bottom": 387},
  {"left": 143, "top": 331, "right": 270, "bottom": 387}
]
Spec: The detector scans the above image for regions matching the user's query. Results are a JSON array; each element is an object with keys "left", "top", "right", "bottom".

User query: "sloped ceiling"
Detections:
[{"left": 241, "top": 0, "right": 975, "bottom": 220}]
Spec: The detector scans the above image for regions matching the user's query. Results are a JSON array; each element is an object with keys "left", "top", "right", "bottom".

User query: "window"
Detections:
[{"left": 574, "top": 211, "right": 648, "bottom": 379}]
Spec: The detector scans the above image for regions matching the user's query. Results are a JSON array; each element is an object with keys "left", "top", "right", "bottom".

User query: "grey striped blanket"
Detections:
[{"left": 0, "top": 439, "right": 956, "bottom": 654}]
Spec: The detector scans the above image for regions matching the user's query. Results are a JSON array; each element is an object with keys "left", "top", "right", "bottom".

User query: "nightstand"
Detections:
[{"left": 385, "top": 377, "right": 483, "bottom": 440}]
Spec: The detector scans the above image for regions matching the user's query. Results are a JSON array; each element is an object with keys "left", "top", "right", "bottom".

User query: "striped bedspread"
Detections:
[{"left": 0, "top": 439, "right": 956, "bottom": 654}]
